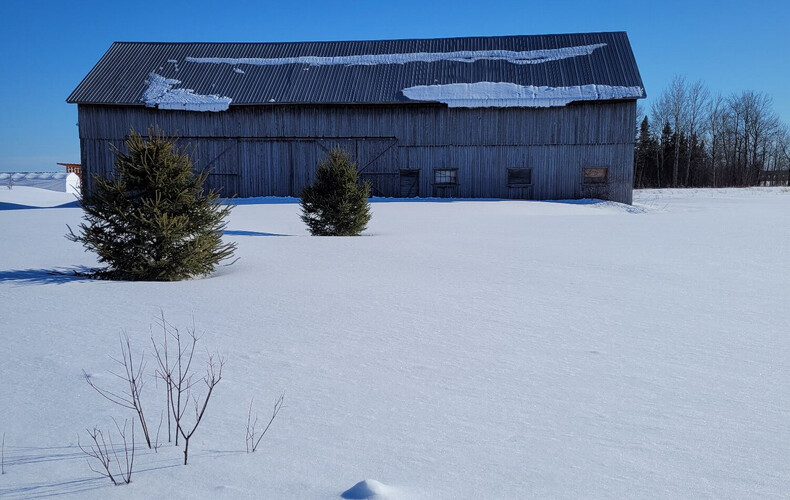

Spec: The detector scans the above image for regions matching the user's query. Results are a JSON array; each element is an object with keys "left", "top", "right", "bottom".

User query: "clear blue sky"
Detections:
[{"left": 1, "top": 0, "right": 788, "bottom": 172}]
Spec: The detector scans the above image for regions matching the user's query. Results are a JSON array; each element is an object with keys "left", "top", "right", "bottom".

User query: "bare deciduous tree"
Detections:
[
  {"left": 83, "top": 334, "right": 152, "bottom": 448},
  {"left": 246, "top": 393, "right": 285, "bottom": 453},
  {"left": 683, "top": 80, "right": 710, "bottom": 186},
  {"left": 708, "top": 93, "right": 725, "bottom": 187},
  {"left": 152, "top": 315, "right": 223, "bottom": 465}
]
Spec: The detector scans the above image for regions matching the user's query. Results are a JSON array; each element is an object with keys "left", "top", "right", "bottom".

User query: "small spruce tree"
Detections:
[
  {"left": 68, "top": 128, "right": 236, "bottom": 280},
  {"left": 300, "top": 147, "right": 372, "bottom": 236}
]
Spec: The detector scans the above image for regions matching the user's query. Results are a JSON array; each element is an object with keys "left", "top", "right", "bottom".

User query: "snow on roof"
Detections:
[
  {"left": 185, "top": 43, "right": 607, "bottom": 68},
  {"left": 401, "top": 82, "right": 645, "bottom": 108},
  {"left": 142, "top": 72, "right": 232, "bottom": 112}
]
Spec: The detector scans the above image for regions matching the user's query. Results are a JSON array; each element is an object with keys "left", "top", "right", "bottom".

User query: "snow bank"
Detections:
[
  {"left": 341, "top": 479, "right": 397, "bottom": 499},
  {"left": 0, "top": 172, "right": 80, "bottom": 194},
  {"left": 142, "top": 72, "right": 232, "bottom": 111},
  {"left": 185, "top": 43, "right": 606, "bottom": 68},
  {"left": 402, "top": 82, "right": 644, "bottom": 107}
]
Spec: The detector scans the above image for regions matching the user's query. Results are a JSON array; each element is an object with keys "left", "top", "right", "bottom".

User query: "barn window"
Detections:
[
  {"left": 583, "top": 167, "right": 608, "bottom": 184},
  {"left": 507, "top": 168, "right": 532, "bottom": 186},
  {"left": 434, "top": 169, "right": 458, "bottom": 185}
]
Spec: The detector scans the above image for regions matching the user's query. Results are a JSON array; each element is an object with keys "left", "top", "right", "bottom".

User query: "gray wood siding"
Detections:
[{"left": 77, "top": 101, "right": 636, "bottom": 203}]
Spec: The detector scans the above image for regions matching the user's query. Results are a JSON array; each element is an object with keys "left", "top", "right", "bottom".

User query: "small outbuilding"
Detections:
[{"left": 67, "top": 32, "right": 645, "bottom": 203}]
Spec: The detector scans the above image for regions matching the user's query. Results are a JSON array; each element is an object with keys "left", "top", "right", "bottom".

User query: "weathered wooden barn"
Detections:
[{"left": 68, "top": 32, "right": 645, "bottom": 203}]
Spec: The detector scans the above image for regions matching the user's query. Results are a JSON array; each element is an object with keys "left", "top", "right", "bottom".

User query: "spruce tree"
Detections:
[
  {"left": 68, "top": 129, "right": 236, "bottom": 281},
  {"left": 300, "top": 147, "right": 371, "bottom": 236}
]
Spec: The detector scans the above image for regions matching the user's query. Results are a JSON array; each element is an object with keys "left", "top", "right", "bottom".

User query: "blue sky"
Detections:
[{"left": 1, "top": 0, "right": 788, "bottom": 172}]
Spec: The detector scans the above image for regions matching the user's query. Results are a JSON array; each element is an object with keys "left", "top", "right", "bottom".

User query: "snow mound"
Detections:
[{"left": 341, "top": 479, "right": 396, "bottom": 499}]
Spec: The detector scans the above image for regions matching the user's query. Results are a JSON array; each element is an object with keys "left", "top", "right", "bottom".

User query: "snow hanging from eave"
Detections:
[
  {"left": 184, "top": 43, "right": 607, "bottom": 68},
  {"left": 401, "top": 82, "right": 645, "bottom": 108},
  {"left": 141, "top": 72, "right": 232, "bottom": 112}
]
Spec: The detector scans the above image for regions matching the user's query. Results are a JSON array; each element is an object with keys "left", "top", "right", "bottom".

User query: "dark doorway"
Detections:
[{"left": 399, "top": 169, "right": 419, "bottom": 197}]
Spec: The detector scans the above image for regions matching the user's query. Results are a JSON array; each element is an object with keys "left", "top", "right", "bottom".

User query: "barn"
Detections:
[{"left": 67, "top": 32, "right": 645, "bottom": 203}]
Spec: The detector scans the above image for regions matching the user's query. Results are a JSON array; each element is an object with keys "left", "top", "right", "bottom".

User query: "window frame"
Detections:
[
  {"left": 583, "top": 167, "right": 609, "bottom": 184},
  {"left": 507, "top": 168, "right": 533, "bottom": 187},
  {"left": 433, "top": 168, "right": 459, "bottom": 186}
]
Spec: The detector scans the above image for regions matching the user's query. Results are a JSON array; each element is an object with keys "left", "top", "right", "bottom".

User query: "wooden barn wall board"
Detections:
[{"left": 77, "top": 100, "right": 636, "bottom": 203}]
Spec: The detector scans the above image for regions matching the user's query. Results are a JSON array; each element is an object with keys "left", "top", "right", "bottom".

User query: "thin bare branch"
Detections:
[
  {"left": 246, "top": 393, "right": 285, "bottom": 453},
  {"left": 151, "top": 313, "right": 222, "bottom": 465},
  {"left": 78, "top": 428, "right": 118, "bottom": 485}
]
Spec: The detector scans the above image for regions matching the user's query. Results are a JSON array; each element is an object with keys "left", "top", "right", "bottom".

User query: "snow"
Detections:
[
  {"left": 341, "top": 479, "right": 396, "bottom": 499},
  {"left": 0, "top": 185, "right": 78, "bottom": 210},
  {"left": 1, "top": 187, "right": 789, "bottom": 498},
  {"left": 185, "top": 43, "right": 606, "bottom": 68},
  {"left": 402, "top": 82, "right": 645, "bottom": 107},
  {"left": 141, "top": 72, "right": 232, "bottom": 111},
  {"left": 0, "top": 172, "right": 80, "bottom": 195}
]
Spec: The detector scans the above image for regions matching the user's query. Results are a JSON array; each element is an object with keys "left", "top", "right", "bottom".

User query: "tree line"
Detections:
[{"left": 634, "top": 75, "right": 790, "bottom": 188}]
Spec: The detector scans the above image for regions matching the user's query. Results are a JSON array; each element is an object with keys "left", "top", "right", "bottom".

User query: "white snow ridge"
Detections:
[
  {"left": 402, "top": 82, "right": 644, "bottom": 108},
  {"left": 185, "top": 43, "right": 606, "bottom": 68},
  {"left": 142, "top": 72, "right": 232, "bottom": 111}
]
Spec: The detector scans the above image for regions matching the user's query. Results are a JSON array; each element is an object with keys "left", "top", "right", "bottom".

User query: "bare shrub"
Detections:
[
  {"left": 246, "top": 393, "right": 285, "bottom": 453},
  {"left": 78, "top": 419, "right": 135, "bottom": 485},
  {"left": 83, "top": 334, "right": 152, "bottom": 448},
  {"left": 152, "top": 315, "right": 223, "bottom": 465}
]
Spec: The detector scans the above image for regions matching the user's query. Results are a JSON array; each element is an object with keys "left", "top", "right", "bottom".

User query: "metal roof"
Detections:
[{"left": 67, "top": 32, "right": 645, "bottom": 107}]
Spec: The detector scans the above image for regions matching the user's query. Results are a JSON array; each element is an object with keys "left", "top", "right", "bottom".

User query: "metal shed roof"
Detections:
[{"left": 67, "top": 32, "right": 645, "bottom": 109}]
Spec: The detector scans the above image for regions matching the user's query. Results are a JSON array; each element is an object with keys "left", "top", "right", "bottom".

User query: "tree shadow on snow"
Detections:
[
  {"left": 0, "top": 267, "right": 94, "bottom": 285},
  {"left": 0, "top": 201, "right": 80, "bottom": 211},
  {"left": 0, "top": 476, "right": 106, "bottom": 499},
  {"left": 223, "top": 229, "right": 291, "bottom": 237},
  {"left": 0, "top": 444, "right": 183, "bottom": 499},
  {"left": 0, "top": 445, "right": 104, "bottom": 499}
]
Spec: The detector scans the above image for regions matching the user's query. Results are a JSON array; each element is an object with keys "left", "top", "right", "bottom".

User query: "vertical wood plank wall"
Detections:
[{"left": 78, "top": 101, "right": 637, "bottom": 203}]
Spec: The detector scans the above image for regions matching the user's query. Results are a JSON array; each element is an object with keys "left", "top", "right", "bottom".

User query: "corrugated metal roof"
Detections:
[{"left": 67, "top": 32, "right": 645, "bottom": 107}]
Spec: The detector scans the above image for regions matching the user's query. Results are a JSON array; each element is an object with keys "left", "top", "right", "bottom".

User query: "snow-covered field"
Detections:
[{"left": 1, "top": 186, "right": 788, "bottom": 499}]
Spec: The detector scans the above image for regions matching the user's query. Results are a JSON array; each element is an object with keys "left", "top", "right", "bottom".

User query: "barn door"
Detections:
[
  {"left": 317, "top": 138, "right": 399, "bottom": 197},
  {"left": 190, "top": 139, "right": 240, "bottom": 198},
  {"left": 399, "top": 170, "right": 419, "bottom": 197},
  {"left": 356, "top": 139, "right": 399, "bottom": 197},
  {"left": 317, "top": 139, "right": 358, "bottom": 162}
]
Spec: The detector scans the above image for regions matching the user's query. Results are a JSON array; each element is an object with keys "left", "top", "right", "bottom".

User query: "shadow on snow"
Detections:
[
  {"left": 0, "top": 267, "right": 93, "bottom": 285},
  {"left": 0, "top": 201, "right": 80, "bottom": 211},
  {"left": 223, "top": 230, "right": 291, "bottom": 237}
]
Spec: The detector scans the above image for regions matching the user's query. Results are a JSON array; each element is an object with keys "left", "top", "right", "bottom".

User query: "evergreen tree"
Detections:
[
  {"left": 634, "top": 116, "right": 658, "bottom": 188},
  {"left": 68, "top": 129, "right": 236, "bottom": 281},
  {"left": 660, "top": 122, "right": 675, "bottom": 187},
  {"left": 300, "top": 147, "right": 371, "bottom": 236}
]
